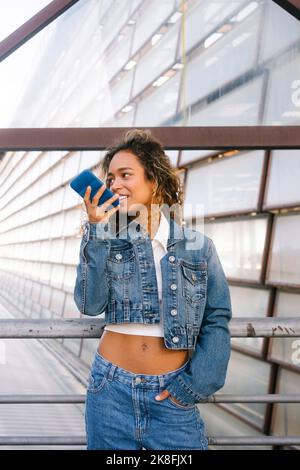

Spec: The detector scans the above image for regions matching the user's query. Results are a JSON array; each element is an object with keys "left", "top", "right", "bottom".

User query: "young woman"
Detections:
[{"left": 74, "top": 129, "right": 232, "bottom": 450}]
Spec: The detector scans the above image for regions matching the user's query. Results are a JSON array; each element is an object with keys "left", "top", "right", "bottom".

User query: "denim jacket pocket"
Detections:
[
  {"left": 181, "top": 261, "right": 207, "bottom": 305},
  {"left": 106, "top": 245, "right": 136, "bottom": 280}
]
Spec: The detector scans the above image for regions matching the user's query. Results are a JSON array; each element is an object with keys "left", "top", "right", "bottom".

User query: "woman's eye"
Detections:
[
  {"left": 122, "top": 173, "right": 130, "bottom": 178},
  {"left": 106, "top": 178, "right": 114, "bottom": 186}
]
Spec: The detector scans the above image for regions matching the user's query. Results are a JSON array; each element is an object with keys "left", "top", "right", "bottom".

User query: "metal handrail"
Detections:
[
  {"left": 0, "top": 394, "right": 299, "bottom": 404},
  {"left": 0, "top": 436, "right": 299, "bottom": 446},
  {"left": 0, "top": 317, "right": 299, "bottom": 338},
  {"left": 0, "top": 317, "right": 299, "bottom": 448}
]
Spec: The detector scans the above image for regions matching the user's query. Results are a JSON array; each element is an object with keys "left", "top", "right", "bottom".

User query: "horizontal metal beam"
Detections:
[
  {"left": 0, "top": 0, "right": 80, "bottom": 62},
  {"left": 0, "top": 127, "right": 300, "bottom": 151},
  {"left": 0, "top": 436, "right": 299, "bottom": 446},
  {"left": 273, "top": 0, "right": 300, "bottom": 21},
  {"left": 0, "top": 318, "right": 299, "bottom": 338},
  {"left": 0, "top": 394, "right": 300, "bottom": 404},
  {"left": 209, "top": 436, "right": 300, "bottom": 446}
]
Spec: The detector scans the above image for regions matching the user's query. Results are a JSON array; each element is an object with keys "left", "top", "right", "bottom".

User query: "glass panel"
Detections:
[
  {"left": 264, "top": 151, "right": 300, "bottom": 209},
  {"left": 272, "top": 368, "right": 300, "bottom": 438},
  {"left": 79, "top": 151, "right": 102, "bottom": 172},
  {"left": 49, "top": 239, "right": 65, "bottom": 264},
  {"left": 188, "top": 76, "right": 264, "bottom": 126},
  {"left": 135, "top": 72, "right": 180, "bottom": 125},
  {"left": 63, "top": 293, "right": 80, "bottom": 318},
  {"left": 49, "top": 288, "right": 65, "bottom": 317},
  {"left": 180, "top": 0, "right": 249, "bottom": 56},
  {"left": 39, "top": 284, "right": 52, "bottom": 308},
  {"left": 62, "top": 153, "right": 80, "bottom": 184},
  {"left": 220, "top": 350, "right": 271, "bottom": 428},
  {"left": 259, "top": 1, "right": 300, "bottom": 64},
  {"left": 132, "top": 22, "right": 179, "bottom": 97},
  {"left": 269, "top": 291, "right": 300, "bottom": 369},
  {"left": 81, "top": 338, "right": 101, "bottom": 366},
  {"left": 195, "top": 217, "right": 268, "bottom": 281},
  {"left": 197, "top": 404, "right": 272, "bottom": 450},
  {"left": 50, "top": 264, "right": 65, "bottom": 290},
  {"left": 62, "top": 185, "right": 81, "bottom": 211},
  {"left": 184, "top": 151, "right": 264, "bottom": 217},
  {"left": 31, "top": 282, "right": 41, "bottom": 303},
  {"left": 106, "top": 26, "right": 134, "bottom": 81},
  {"left": 131, "top": 0, "right": 174, "bottom": 56},
  {"left": 166, "top": 150, "right": 179, "bottom": 168},
  {"left": 63, "top": 238, "right": 81, "bottom": 265},
  {"left": 181, "top": 7, "right": 261, "bottom": 111},
  {"left": 266, "top": 214, "right": 300, "bottom": 287},
  {"left": 63, "top": 208, "right": 82, "bottom": 238},
  {"left": 0, "top": 0, "right": 50, "bottom": 41},
  {"left": 63, "top": 266, "right": 77, "bottom": 294},
  {"left": 1, "top": 0, "right": 299, "bottom": 128},
  {"left": 111, "top": 69, "right": 135, "bottom": 113},
  {"left": 230, "top": 285, "right": 269, "bottom": 353},
  {"left": 40, "top": 263, "right": 52, "bottom": 284},
  {"left": 180, "top": 150, "right": 218, "bottom": 166},
  {"left": 263, "top": 53, "right": 300, "bottom": 125}
]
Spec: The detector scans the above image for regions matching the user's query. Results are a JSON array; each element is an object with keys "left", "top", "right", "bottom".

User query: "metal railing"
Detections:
[{"left": 0, "top": 317, "right": 299, "bottom": 447}]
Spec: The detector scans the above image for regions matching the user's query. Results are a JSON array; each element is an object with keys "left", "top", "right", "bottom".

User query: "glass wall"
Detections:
[{"left": 1, "top": 0, "right": 300, "bottom": 127}]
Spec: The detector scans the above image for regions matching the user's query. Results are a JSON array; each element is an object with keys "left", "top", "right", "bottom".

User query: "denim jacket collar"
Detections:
[{"left": 117, "top": 212, "right": 184, "bottom": 247}]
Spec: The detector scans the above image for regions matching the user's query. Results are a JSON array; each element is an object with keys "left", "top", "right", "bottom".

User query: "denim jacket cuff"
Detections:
[
  {"left": 83, "top": 221, "right": 114, "bottom": 241},
  {"left": 166, "top": 378, "right": 209, "bottom": 406}
]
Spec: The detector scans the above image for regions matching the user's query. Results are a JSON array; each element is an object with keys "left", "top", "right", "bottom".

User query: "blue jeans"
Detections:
[{"left": 85, "top": 351, "right": 209, "bottom": 450}]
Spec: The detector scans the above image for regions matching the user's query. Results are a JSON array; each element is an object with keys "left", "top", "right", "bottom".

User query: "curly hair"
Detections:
[{"left": 99, "top": 129, "right": 184, "bottom": 221}]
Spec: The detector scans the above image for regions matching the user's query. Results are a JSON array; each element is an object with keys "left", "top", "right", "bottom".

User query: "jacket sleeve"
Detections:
[
  {"left": 166, "top": 238, "right": 232, "bottom": 405},
  {"left": 74, "top": 221, "right": 112, "bottom": 316}
]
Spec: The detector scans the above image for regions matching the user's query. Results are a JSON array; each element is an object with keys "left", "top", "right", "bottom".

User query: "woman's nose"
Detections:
[{"left": 110, "top": 178, "right": 123, "bottom": 193}]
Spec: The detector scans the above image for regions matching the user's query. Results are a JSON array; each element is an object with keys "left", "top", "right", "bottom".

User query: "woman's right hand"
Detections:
[{"left": 84, "top": 185, "right": 120, "bottom": 224}]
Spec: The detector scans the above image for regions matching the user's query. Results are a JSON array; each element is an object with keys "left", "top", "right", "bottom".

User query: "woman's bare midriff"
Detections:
[{"left": 98, "top": 330, "right": 189, "bottom": 374}]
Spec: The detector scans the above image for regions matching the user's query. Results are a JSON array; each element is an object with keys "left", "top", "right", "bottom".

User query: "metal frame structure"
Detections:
[
  {"left": 1, "top": 126, "right": 300, "bottom": 151},
  {"left": 0, "top": 317, "right": 299, "bottom": 447}
]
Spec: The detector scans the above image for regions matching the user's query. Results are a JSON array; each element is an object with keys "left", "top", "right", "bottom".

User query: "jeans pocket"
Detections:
[
  {"left": 166, "top": 395, "right": 195, "bottom": 410},
  {"left": 87, "top": 368, "right": 108, "bottom": 394}
]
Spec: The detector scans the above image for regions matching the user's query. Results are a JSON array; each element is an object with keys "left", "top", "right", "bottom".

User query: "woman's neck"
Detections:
[{"left": 137, "top": 205, "right": 161, "bottom": 240}]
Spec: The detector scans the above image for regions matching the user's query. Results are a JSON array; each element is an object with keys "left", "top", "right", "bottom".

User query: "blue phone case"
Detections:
[{"left": 69, "top": 170, "right": 119, "bottom": 207}]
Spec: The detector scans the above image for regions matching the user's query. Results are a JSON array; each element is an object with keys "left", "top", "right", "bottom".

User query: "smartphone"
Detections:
[{"left": 70, "top": 169, "right": 119, "bottom": 207}]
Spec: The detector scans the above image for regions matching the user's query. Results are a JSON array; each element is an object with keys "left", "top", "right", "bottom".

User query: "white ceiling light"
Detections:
[
  {"left": 124, "top": 60, "right": 137, "bottom": 70},
  {"left": 151, "top": 33, "right": 163, "bottom": 46},
  {"left": 121, "top": 105, "right": 134, "bottom": 113},
  {"left": 168, "top": 11, "right": 182, "bottom": 24},
  {"left": 152, "top": 76, "right": 170, "bottom": 87},
  {"left": 173, "top": 62, "right": 184, "bottom": 70},
  {"left": 204, "top": 32, "right": 223, "bottom": 48}
]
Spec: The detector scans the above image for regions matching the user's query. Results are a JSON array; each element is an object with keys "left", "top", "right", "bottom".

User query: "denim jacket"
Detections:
[{"left": 74, "top": 214, "right": 232, "bottom": 406}]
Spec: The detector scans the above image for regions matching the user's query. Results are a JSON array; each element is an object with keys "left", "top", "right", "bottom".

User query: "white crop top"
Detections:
[{"left": 104, "top": 211, "right": 169, "bottom": 337}]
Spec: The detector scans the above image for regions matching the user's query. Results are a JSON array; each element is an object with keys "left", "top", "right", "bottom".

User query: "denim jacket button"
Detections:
[
  {"left": 169, "top": 255, "right": 176, "bottom": 263},
  {"left": 115, "top": 253, "right": 123, "bottom": 260},
  {"left": 172, "top": 336, "right": 179, "bottom": 344},
  {"left": 170, "top": 283, "right": 177, "bottom": 290},
  {"left": 170, "top": 309, "right": 177, "bottom": 316}
]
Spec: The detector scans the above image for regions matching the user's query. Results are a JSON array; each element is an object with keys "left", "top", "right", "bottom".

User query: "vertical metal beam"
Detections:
[{"left": 0, "top": 0, "right": 80, "bottom": 62}]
